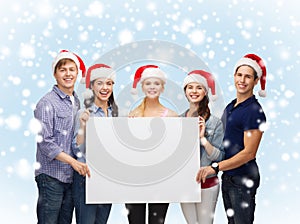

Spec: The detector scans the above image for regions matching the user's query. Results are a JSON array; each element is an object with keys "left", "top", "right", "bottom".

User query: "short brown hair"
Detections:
[{"left": 54, "top": 58, "right": 78, "bottom": 72}]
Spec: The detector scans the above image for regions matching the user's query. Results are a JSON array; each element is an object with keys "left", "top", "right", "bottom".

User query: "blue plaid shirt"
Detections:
[{"left": 34, "top": 85, "right": 80, "bottom": 183}]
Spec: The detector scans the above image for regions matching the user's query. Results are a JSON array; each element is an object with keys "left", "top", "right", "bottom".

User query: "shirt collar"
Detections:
[
  {"left": 230, "top": 95, "right": 257, "bottom": 108},
  {"left": 90, "top": 103, "right": 112, "bottom": 114},
  {"left": 53, "top": 85, "right": 78, "bottom": 99}
]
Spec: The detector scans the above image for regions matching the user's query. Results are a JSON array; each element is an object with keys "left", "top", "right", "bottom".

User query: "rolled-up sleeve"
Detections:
[
  {"left": 34, "top": 100, "right": 63, "bottom": 161},
  {"left": 206, "top": 118, "right": 225, "bottom": 162}
]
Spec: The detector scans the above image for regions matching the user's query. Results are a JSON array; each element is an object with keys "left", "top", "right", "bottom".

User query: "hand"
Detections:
[
  {"left": 72, "top": 160, "right": 91, "bottom": 177},
  {"left": 198, "top": 116, "right": 206, "bottom": 138},
  {"left": 196, "top": 166, "right": 215, "bottom": 183},
  {"left": 80, "top": 109, "right": 90, "bottom": 126}
]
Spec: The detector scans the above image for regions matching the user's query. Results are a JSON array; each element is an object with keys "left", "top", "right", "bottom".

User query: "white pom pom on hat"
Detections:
[
  {"left": 234, "top": 53, "right": 267, "bottom": 97},
  {"left": 131, "top": 65, "right": 167, "bottom": 95},
  {"left": 183, "top": 70, "right": 218, "bottom": 101},
  {"left": 52, "top": 50, "right": 86, "bottom": 81},
  {"left": 82, "top": 64, "right": 116, "bottom": 99}
]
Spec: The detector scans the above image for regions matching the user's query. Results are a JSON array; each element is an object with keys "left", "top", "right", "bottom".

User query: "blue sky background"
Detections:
[{"left": 0, "top": 0, "right": 299, "bottom": 223}]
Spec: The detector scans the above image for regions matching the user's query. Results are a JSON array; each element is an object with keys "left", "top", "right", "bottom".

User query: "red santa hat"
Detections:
[
  {"left": 182, "top": 70, "right": 217, "bottom": 101},
  {"left": 52, "top": 50, "right": 86, "bottom": 80},
  {"left": 131, "top": 65, "right": 167, "bottom": 94},
  {"left": 82, "top": 63, "right": 116, "bottom": 99},
  {"left": 234, "top": 53, "right": 267, "bottom": 97}
]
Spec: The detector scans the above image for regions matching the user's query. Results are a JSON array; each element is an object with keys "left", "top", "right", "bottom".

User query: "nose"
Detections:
[
  {"left": 102, "top": 83, "right": 109, "bottom": 89},
  {"left": 65, "top": 69, "right": 72, "bottom": 76},
  {"left": 239, "top": 75, "right": 246, "bottom": 82}
]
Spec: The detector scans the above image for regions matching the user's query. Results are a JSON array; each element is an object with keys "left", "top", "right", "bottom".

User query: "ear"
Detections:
[{"left": 254, "top": 77, "right": 259, "bottom": 85}]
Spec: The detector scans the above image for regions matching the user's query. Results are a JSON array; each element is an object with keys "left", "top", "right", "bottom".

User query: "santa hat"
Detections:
[
  {"left": 131, "top": 65, "right": 167, "bottom": 95},
  {"left": 182, "top": 70, "right": 217, "bottom": 101},
  {"left": 52, "top": 50, "right": 86, "bottom": 80},
  {"left": 234, "top": 53, "right": 267, "bottom": 97},
  {"left": 82, "top": 63, "right": 116, "bottom": 99}
]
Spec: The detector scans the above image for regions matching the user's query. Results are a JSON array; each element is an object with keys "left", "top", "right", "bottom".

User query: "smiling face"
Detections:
[
  {"left": 54, "top": 59, "right": 78, "bottom": 95},
  {"left": 141, "top": 77, "right": 164, "bottom": 99},
  {"left": 185, "top": 82, "right": 207, "bottom": 103},
  {"left": 91, "top": 77, "right": 114, "bottom": 103},
  {"left": 234, "top": 65, "right": 259, "bottom": 97}
]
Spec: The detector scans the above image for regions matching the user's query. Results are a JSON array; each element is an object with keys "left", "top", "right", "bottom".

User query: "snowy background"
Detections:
[{"left": 0, "top": 0, "right": 299, "bottom": 223}]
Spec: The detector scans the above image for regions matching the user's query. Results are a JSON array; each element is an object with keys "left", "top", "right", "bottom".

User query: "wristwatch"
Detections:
[{"left": 211, "top": 162, "right": 219, "bottom": 174}]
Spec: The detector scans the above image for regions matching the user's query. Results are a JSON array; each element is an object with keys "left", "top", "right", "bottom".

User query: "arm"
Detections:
[
  {"left": 34, "top": 100, "right": 64, "bottom": 160},
  {"left": 72, "top": 109, "right": 89, "bottom": 159},
  {"left": 35, "top": 100, "right": 90, "bottom": 177},
  {"left": 56, "top": 152, "right": 90, "bottom": 177},
  {"left": 196, "top": 129, "right": 263, "bottom": 183},
  {"left": 199, "top": 116, "right": 225, "bottom": 161},
  {"left": 76, "top": 109, "right": 90, "bottom": 146}
]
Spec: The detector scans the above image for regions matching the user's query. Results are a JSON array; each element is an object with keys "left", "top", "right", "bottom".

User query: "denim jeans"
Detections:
[
  {"left": 72, "top": 171, "right": 111, "bottom": 224},
  {"left": 35, "top": 173, "right": 74, "bottom": 224},
  {"left": 221, "top": 174, "right": 260, "bottom": 224}
]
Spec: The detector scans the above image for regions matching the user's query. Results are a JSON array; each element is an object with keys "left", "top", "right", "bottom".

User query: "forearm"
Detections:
[
  {"left": 56, "top": 151, "right": 91, "bottom": 177},
  {"left": 219, "top": 130, "right": 262, "bottom": 172},
  {"left": 76, "top": 125, "right": 86, "bottom": 146},
  {"left": 55, "top": 151, "right": 77, "bottom": 166},
  {"left": 219, "top": 149, "right": 256, "bottom": 172},
  {"left": 200, "top": 137, "right": 214, "bottom": 156}
]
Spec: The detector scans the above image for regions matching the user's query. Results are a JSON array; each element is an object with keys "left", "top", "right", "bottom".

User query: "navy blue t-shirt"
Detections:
[{"left": 221, "top": 95, "right": 266, "bottom": 176}]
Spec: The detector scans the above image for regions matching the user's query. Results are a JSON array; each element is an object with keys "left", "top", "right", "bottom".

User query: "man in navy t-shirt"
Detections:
[{"left": 196, "top": 53, "right": 267, "bottom": 224}]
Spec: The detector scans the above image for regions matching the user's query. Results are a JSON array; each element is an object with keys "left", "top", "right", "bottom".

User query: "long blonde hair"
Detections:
[{"left": 129, "top": 98, "right": 147, "bottom": 117}]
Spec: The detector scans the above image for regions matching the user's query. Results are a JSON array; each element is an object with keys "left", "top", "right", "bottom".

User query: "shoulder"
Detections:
[
  {"left": 35, "top": 92, "right": 55, "bottom": 109},
  {"left": 244, "top": 99, "right": 266, "bottom": 119},
  {"left": 166, "top": 109, "right": 178, "bottom": 117},
  {"left": 206, "top": 114, "right": 222, "bottom": 128},
  {"left": 129, "top": 107, "right": 141, "bottom": 117}
]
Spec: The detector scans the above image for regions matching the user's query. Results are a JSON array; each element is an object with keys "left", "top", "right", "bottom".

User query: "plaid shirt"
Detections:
[{"left": 34, "top": 85, "right": 80, "bottom": 183}]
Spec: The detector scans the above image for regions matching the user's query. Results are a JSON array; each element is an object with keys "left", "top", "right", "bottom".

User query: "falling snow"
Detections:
[{"left": 0, "top": 0, "right": 299, "bottom": 223}]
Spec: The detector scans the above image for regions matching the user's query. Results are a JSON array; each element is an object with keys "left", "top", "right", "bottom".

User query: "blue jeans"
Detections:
[
  {"left": 35, "top": 173, "right": 74, "bottom": 224},
  {"left": 72, "top": 171, "right": 111, "bottom": 224},
  {"left": 221, "top": 174, "right": 260, "bottom": 224}
]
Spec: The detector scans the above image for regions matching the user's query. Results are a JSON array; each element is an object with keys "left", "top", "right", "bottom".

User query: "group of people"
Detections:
[{"left": 34, "top": 49, "right": 267, "bottom": 224}]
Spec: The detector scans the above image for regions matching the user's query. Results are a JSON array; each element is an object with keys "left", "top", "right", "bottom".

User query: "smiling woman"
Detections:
[
  {"left": 125, "top": 65, "right": 178, "bottom": 224},
  {"left": 71, "top": 63, "right": 119, "bottom": 224}
]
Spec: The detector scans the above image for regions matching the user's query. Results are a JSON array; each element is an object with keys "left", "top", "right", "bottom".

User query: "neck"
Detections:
[
  {"left": 144, "top": 97, "right": 161, "bottom": 109},
  {"left": 94, "top": 98, "right": 108, "bottom": 111},
  {"left": 235, "top": 92, "right": 253, "bottom": 106},
  {"left": 187, "top": 102, "right": 199, "bottom": 117},
  {"left": 58, "top": 85, "right": 74, "bottom": 96}
]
